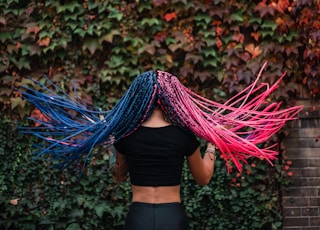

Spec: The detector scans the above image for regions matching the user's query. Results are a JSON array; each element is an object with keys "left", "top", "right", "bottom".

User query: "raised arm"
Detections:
[
  {"left": 108, "top": 147, "right": 128, "bottom": 183},
  {"left": 187, "top": 143, "right": 216, "bottom": 186}
]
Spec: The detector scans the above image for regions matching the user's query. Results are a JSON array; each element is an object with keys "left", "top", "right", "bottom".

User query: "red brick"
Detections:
[
  {"left": 309, "top": 178, "right": 320, "bottom": 186},
  {"left": 284, "top": 187, "right": 302, "bottom": 196},
  {"left": 284, "top": 138, "right": 320, "bottom": 148},
  {"left": 291, "top": 159, "right": 309, "bottom": 168},
  {"left": 308, "top": 158, "right": 320, "bottom": 167},
  {"left": 310, "top": 217, "right": 320, "bottom": 226},
  {"left": 303, "top": 168, "right": 320, "bottom": 177},
  {"left": 289, "top": 178, "right": 309, "bottom": 187},
  {"left": 301, "top": 187, "right": 318, "bottom": 197},
  {"left": 284, "top": 207, "right": 301, "bottom": 217},
  {"left": 291, "top": 168, "right": 303, "bottom": 177},
  {"left": 310, "top": 198, "right": 320, "bottom": 206},
  {"left": 301, "top": 227, "right": 320, "bottom": 230},
  {"left": 283, "top": 217, "right": 309, "bottom": 226},
  {"left": 286, "top": 148, "right": 320, "bottom": 158},
  {"left": 283, "top": 197, "right": 309, "bottom": 207},
  {"left": 288, "top": 128, "right": 320, "bottom": 138},
  {"left": 302, "top": 207, "right": 319, "bottom": 216}
]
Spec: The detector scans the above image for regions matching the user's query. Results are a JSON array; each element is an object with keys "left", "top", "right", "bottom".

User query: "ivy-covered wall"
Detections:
[
  {"left": 1, "top": 0, "right": 319, "bottom": 229},
  {"left": 0, "top": 117, "right": 289, "bottom": 229}
]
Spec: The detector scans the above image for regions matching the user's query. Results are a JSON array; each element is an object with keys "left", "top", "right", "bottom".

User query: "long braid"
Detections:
[
  {"left": 155, "top": 64, "right": 302, "bottom": 172},
  {"left": 20, "top": 71, "right": 158, "bottom": 170}
]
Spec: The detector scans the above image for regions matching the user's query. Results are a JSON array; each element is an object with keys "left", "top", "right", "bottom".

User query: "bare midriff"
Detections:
[{"left": 131, "top": 185, "right": 181, "bottom": 203}]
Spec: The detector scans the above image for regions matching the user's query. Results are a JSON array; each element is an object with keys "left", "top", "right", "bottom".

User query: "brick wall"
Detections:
[{"left": 282, "top": 101, "right": 320, "bottom": 230}]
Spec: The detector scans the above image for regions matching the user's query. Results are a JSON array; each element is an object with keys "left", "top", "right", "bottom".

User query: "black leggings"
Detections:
[{"left": 124, "top": 202, "right": 189, "bottom": 230}]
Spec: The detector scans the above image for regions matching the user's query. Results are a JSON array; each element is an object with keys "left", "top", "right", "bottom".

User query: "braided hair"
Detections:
[{"left": 20, "top": 63, "right": 303, "bottom": 172}]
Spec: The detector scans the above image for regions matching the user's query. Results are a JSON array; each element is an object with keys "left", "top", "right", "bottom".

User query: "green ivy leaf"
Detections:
[
  {"left": 74, "top": 28, "right": 86, "bottom": 37},
  {"left": 230, "top": 13, "right": 244, "bottom": 22},
  {"left": 261, "top": 30, "right": 274, "bottom": 38},
  {"left": 68, "top": 21, "right": 79, "bottom": 31},
  {"left": 141, "top": 18, "right": 161, "bottom": 26},
  {"left": 108, "top": 9, "right": 123, "bottom": 21},
  {"left": 10, "top": 97, "right": 26, "bottom": 110},
  {"left": 11, "top": 57, "right": 31, "bottom": 70},
  {"left": 100, "top": 30, "right": 121, "bottom": 43},
  {"left": 196, "top": 14, "right": 211, "bottom": 24},
  {"left": 137, "top": 2, "right": 152, "bottom": 13},
  {"left": 202, "top": 48, "right": 217, "bottom": 58},
  {"left": 249, "top": 17, "right": 262, "bottom": 24},
  {"left": 128, "top": 37, "right": 144, "bottom": 47},
  {"left": 95, "top": 204, "right": 106, "bottom": 218},
  {"left": 55, "top": 1, "right": 81, "bottom": 13},
  {"left": 87, "top": 1, "right": 100, "bottom": 10},
  {"left": 64, "top": 13, "right": 79, "bottom": 21},
  {"left": 261, "top": 20, "right": 278, "bottom": 31},
  {"left": 107, "top": 56, "right": 125, "bottom": 69},
  {"left": 165, "top": 37, "right": 176, "bottom": 45},
  {"left": 83, "top": 38, "right": 101, "bottom": 54},
  {"left": 203, "top": 58, "right": 218, "bottom": 68},
  {"left": 0, "top": 32, "right": 12, "bottom": 42},
  {"left": 66, "top": 223, "right": 81, "bottom": 230}
]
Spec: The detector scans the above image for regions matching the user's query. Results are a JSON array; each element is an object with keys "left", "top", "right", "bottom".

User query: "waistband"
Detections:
[{"left": 131, "top": 202, "right": 183, "bottom": 208}]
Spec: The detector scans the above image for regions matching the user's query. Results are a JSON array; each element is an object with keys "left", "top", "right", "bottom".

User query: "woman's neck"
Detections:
[{"left": 141, "top": 108, "right": 171, "bottom": 127}]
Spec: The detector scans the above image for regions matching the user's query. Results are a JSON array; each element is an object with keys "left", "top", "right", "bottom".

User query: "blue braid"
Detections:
[{"left": 20, "top": 71, "right": 158, "bottom": 170}]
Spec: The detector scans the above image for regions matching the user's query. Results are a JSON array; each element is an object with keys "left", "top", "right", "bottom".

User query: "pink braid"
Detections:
[{"left": 157, "top": 62, "right": 303, "bottom": 172}]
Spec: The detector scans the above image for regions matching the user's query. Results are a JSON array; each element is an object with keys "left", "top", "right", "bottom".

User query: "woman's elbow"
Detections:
[{"left": 195, "top": 174, "right": 213, "bottom": 186}]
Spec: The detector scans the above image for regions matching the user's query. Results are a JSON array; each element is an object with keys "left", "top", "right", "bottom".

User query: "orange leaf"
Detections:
[
  {"left": 273, "top": 0, "right": 290, "bottom": 14},
  {"left": 37, "top": 37, "right": 50, "bottom": 47},
  {"left": 30, "top": 108, "right": 50, "bottom": 127},
  {"left": 211, "top": 20, "right": 221, "bottom": 26},
  {"left": 164, "top": 12, "right": 177, "bottom": 22},
  {"left": 245, "top": 44, "right": 262, "bottom": 59},
  {"left": 16, "top": 42, "right": 21, "bottom": 49},
  {"left": 251, "top": 31, "right": 261, "bottom": 42}
]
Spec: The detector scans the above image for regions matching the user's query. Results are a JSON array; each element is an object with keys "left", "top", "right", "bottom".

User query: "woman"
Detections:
[
  {"left": 20, "top": 64, "right": 302, "bottom": 229},
  {"left": 111, "top": 105, "right": 216, "bottom": 229}
]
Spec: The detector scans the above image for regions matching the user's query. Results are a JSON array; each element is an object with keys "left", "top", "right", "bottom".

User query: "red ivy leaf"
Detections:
[
  {"left": 216, "top": 26, "right": 223, "bottom": 36},
  {"left": 216, "top": 37, "right": 223, "bottom": 49},
  {"left": 154, "top": 31, "right": 167, "bottom": 42},
  {"left": 26, "top": 25, "right": 40, "bottom": 35},
  {"left": 164, "top": 12, "right": 177, "bottom": 22},
  {"left": 255, "top": 1, "right": 275, "bottom": 17},
  {"left": 273, "top": 0, "right": 291, "bottom": 14},
  {"left": 30, "top": 108, "right": 50, "bottom": 127},
  {"left": 232, "top": 33, "right": 244, "bottom": 43}
]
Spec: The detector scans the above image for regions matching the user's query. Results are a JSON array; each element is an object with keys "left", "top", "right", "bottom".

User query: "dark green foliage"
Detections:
[{"left": 0, "top": 117, "right": 131, "bottom": 230}]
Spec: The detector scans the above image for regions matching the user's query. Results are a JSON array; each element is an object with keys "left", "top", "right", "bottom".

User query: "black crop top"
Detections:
[{"left": 114, "top": 125, "right": 199, "bottom": 186}]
